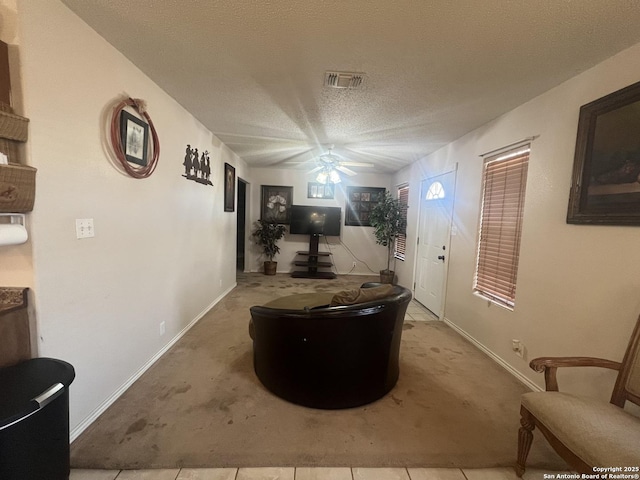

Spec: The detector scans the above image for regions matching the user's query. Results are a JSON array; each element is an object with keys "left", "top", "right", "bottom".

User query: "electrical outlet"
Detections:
[
  {"left": 352, "top": 261, "right": 357, "bottom": 268},
  {"left": 75, "top": 218, "right": 95, "bottom": 239},
  {"left": 160, "top": 321, "right": 166, "bottom": 336}
]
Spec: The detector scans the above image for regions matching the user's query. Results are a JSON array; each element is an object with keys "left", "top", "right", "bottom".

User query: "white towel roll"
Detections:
[{"left": 0, "top": 223, "right": 28, "bottom": 246}]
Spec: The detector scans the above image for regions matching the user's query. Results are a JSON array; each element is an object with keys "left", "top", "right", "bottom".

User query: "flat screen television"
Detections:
[{"left": 289, "top": 205, "right": 341, "bottom": 236}]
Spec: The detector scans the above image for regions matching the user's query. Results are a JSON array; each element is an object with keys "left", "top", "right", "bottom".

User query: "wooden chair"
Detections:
[{"left": 516, "top": 314, "right": 640, "bottom": 476}]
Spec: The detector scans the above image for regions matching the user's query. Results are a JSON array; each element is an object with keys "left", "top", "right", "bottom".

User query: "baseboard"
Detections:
[
  {"left": 442, "top": 317, "right": 542, "bottom": 393},
  {"left": 70, "top": 283, "right": 237, "bottom": 442},
  {"left": 249, "top": 269, "right": 376, "bottom": 276}
]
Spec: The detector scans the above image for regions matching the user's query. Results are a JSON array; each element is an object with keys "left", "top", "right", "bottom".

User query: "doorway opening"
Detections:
[{"left": 236, "top": 178, "right": 248, "bottom": 271}]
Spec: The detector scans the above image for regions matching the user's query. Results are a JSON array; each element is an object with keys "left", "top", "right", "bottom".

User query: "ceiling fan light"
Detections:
[
  {"left": 316, "top": 171, "right": 328, "bottom": 184},
  {"left": 329, "top": 169, "right": 341, "bottom": 183}
]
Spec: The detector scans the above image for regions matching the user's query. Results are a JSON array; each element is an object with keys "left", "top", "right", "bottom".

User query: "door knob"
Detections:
[{"left": 437, "top": 255, "right": 445, "bottom": 261}]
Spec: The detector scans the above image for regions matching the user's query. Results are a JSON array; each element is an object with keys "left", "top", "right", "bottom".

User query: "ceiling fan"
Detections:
[{"left": 309, "top": 146, "right": 374, "bottom": 183}]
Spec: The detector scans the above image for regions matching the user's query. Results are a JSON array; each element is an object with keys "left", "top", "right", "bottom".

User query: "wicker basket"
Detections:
[
  {"left": 0, "top": 163, "right": 36, "bottom": 213},
  {"left": 0, "top": 138, "right": 19, "bottom": 164},
  {"left": 0, "top": 109, "right": 28, "bottom": 142}
]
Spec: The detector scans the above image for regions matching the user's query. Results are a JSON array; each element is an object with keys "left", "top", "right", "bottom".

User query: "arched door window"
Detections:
[{"left": 426, "top": 181, "right": 445, "bottom": 200}]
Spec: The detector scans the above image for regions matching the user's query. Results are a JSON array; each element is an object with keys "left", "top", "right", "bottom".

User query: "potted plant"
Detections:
[
  {"left": 369, "top": 192, "right": 407, "bottom": 284},
  {"left": 251, "top": 219, "right": 287, "bottom": 275}
]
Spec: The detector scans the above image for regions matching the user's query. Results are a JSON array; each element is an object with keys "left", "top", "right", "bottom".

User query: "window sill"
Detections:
[{"left": 472, "top": 291, "right": 514, "bottom": 311}]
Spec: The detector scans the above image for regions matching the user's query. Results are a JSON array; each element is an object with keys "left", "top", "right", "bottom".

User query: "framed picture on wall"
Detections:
[
  {"left": 307, "top": 182, "right": 334, "bottom": 199},
  {"left": 345, "top": 186, "right": 385, "bottom": 226},
  {"left": 567, "top": 80, "right": 640, "bottom": 225},
  {"left": 224, "top": 163, "right": 235, "bottom": 212},
  {"left": 261, "top": 185, "right": 293, "bottom": 224},
  {"left": 119, "top": 110, "right": 149, "bottom": 166}
]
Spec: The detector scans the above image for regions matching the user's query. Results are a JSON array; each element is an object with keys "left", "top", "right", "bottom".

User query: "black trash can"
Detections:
[{"left": 0, "top": 358, "right": 75, "bottom": 480}]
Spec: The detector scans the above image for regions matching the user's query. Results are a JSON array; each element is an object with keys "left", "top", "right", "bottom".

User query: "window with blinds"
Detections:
[
  {"left": 394, "top": 185, "right": 409, "bottom": 261},
  {"left": 474, "top": 145, "right": 530, "bottom": 309}
]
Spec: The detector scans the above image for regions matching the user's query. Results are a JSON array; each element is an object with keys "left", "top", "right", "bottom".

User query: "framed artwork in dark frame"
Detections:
[
  {"left": 224, "top": 163, "right": 235, "bottom": 212},
  {"left": 261, "top": 185, "right": 293, "bottom": 224},
  {"left": 120, "top": 110, "right": 149, "bottom": 166},
  {"left": 567, "top": 80, "right": 640, "bottom": 225},
  {"left": 345, "top": 186, "right": 386, "bottom": 226},
  {"left": 307, "top": 182, "right": 335, "bottom": 199}
]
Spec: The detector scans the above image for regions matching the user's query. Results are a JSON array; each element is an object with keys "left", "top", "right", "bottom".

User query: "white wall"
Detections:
[
  {"left": 13, "top": 0, "right": 246, "bottom": 434},
  {"left": 395, "top": 42, "right": 640, "bottom": 403},
  {"left": 247, "top": 168, "right": 391, "bottom": 276}
]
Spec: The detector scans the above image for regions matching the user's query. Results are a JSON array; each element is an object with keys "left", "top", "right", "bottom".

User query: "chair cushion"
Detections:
[
  {"left": 330, "top": 284, "right": 395, "bottom": 306},
  {"left": 263, "top": 292, "right": 335, "bottom": 310},
  {"left": 522, "top": 391, "right": 640, "bottom": 467}
]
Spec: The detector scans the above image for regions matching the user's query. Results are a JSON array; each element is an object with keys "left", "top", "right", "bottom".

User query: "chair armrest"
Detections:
[{"left": 529, "top": 356, "right": 621, "bottom": 391}]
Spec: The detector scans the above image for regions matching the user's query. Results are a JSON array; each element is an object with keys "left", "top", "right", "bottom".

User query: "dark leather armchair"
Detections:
[{"left": 249, "top": 283, "right": 412, "bottom": 409}]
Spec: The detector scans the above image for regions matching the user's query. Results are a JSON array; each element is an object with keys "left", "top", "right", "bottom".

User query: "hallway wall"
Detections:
[{"left": 15, "top": 0, "right": 246, "bottom": 434}]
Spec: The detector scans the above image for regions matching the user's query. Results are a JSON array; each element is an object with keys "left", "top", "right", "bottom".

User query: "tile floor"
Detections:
[
  {"left": 404, "top": 299, "right": 439, "bottom": 321},
  {"left": 69, "top": 467, "right": 570, "bottom": 480},
  {"left": 71, "top": 301, "right": 563, "bottom": 480}
]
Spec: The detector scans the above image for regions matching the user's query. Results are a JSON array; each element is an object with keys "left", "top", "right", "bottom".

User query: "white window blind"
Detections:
[
  {"left": 394, "top": 185, "right": 409, "bottom": 261},
  {"left": 474, "top": 146, "right": 530, "bottom": 308}
]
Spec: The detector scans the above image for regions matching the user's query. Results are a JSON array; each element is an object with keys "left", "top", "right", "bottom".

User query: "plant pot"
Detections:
[
  {"left": 264, "top": 261, "right": 277, "bottom": 275},
  {"left": 379, "top": 270, "right": 395, "bottom": 284}
]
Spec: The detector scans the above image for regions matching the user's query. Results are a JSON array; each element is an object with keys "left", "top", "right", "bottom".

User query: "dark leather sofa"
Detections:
[{"left": 249, "top": 283, "right": 412, "bottom": 409}]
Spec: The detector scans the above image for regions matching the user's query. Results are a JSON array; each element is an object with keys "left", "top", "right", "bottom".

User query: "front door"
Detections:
[{"left": 414, "top": 170, "right": 456, "bottom": 317}]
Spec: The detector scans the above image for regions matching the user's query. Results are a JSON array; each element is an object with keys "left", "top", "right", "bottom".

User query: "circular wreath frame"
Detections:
[{"left": 109, "top": 97, "right": 160, "bottom": 179}]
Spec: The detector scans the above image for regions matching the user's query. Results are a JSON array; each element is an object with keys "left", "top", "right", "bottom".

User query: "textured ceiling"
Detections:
[{"left": 60, "top": 0, "right": 640, "bottom": 173}]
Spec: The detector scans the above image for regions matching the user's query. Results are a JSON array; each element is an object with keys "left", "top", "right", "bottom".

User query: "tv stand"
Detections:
[{"left": 291, "top": 234, "right": 336, "bottom": 279}]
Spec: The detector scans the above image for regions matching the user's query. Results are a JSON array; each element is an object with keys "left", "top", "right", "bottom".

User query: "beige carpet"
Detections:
[{"left": 70, "top": 273, "right": 564, "bottom": 470}]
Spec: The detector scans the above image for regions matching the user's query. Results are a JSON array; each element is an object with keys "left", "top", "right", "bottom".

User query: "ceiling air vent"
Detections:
[{"left": 324, "top": 71, "right": 366, "bottom": 89}]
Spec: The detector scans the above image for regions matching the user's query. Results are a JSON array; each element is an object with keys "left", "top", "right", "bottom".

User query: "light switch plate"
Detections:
[{"left": 76, "top": 218, "right": 95, "bottom": 239}]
